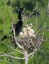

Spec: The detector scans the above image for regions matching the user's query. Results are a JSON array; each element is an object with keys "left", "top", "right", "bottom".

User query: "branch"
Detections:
[
  {"left": 12, "top": 24, "right": 24, "bottom": 50},
  {"left": 7, "top": 44, "right": 24, "bottom": 54},
  {"left": 0, "top": 53, "right": 25, "bottom": 60},
  {"left": 28, "top": 49, "right": 37, "bottom": 59},
  {"left": 35, "top": 25, "right": 44, "bottom": 35},
  {"left": 24, "top": 50, "right": 28, "bottom": 64},
  {"left": 41, "top": 32, "right": 45, "bottom": 42}
]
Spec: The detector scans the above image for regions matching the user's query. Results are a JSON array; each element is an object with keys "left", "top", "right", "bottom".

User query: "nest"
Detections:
[
  {"left": 16, "top": 35, "right": 42, "bottom": 52},
  {"left": 12, "top": 24, "right": 43, "bottom": 53}
]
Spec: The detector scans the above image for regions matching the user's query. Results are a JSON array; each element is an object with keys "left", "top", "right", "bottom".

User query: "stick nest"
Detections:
[{"left": 16, "top": 35, "right": 42, "bottom": 51}]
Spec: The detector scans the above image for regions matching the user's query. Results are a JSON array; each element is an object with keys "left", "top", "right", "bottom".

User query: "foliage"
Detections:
[{"left": 0, "top": 0, "right": 49, "bottom": 64}]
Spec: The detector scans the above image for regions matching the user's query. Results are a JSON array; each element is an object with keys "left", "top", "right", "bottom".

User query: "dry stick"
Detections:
[
  {"left": 35, "top": 25, "right": 44, "bottom": 35},
  {"left": 28, "top": 49, "right": 37, "bottom": 59},
  {"left": 7, "top": 43, "right": 24, "bottom": 54},
  {"left": 7, "top": 44, "right": 24, "bottom": 54},
  {"left": 1, "top": 53, "right": 25, "bottom": 60},
  {"left": 0, "top": 54, "right": 25, "bottom": 60},
  {"left": 12, "top": 25, "right": 24, "bottom": 49}
]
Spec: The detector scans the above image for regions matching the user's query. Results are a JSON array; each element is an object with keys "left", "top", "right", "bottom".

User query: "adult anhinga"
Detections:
[{"left": 13, "top": 8, "right": 23, "bottom": 36}]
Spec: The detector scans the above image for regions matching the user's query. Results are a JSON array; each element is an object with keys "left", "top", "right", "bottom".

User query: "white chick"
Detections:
[
  {"left": 19, "top": 32, "right": 24, "bottom": 37},
  {"left": 26, "top": 24, "right": 36, "bottom": 37},
  {"left": 23, "top": 28, "right": 28, "bottom": 36}
]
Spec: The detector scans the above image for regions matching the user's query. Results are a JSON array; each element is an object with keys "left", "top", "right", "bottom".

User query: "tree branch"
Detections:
[
  {"left": 0, "top": 53, "right": 25, "bottom": 60},
  {"left": 7, "top": 44, "right": 24, "bottom": 54},
  {"left": 28, "top": 49, "right": 37, "bottom": 59},
  {"left": 12, "top": 24, "right": 24, "bottom": 50}
]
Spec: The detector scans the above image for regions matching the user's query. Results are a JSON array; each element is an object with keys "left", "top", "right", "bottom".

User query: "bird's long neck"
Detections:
[{"left": 18, "top": 12, "right": 22, "bottom": 21}]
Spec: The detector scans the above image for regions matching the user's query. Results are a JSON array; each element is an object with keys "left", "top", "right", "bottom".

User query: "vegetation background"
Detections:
[{"left": 0, "top": 0, "right": 49, "bottom": 64}]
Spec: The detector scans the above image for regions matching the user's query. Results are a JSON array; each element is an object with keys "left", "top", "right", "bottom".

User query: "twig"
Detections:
[
  {"left": 28, "top": 49, "right": 37, "bottom": 59},
  {"left": 12, "top": 24, "right": 24, "bottom": 49},
  {"left": 7, "top": 44, "right": 24, "bottom": 54},
  {"left": 35, "top": 25, "right": 44, "bottom": 35},
  {"left": 0, "top": 53, "right": 25, "bottom": 60}
]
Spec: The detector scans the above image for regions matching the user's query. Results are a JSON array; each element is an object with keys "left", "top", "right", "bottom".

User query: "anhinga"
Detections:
[{"left": 13, "top": 8, "right": 23, "bottom": 36}]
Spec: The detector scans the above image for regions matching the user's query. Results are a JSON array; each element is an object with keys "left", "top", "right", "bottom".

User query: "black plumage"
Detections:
[
  {"left": 14, "top": 8, "right": 23, "bottom": 35},
  {"left": 11, "top": 8, "right": 23, "bottom": 48}
]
